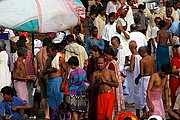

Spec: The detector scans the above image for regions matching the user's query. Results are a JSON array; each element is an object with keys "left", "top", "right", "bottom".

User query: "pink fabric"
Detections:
[
  {"left": 14, "top": 81, "right": 29, "bottom": 103},
  {"left": 149, "top": 91, "right": 165, "bottom": 120},
  {"left": 25, "top": 50, "right": 35, "bottom": 75}
]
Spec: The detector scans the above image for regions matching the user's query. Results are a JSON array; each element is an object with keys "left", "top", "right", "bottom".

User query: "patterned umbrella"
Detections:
[{"left": 0, "top": 0, "right": 85, "bottom": 33}]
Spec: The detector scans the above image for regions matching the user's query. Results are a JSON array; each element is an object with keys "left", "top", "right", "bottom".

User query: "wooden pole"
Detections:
[{"left": 32, "top": 33, "right": 34, "bottom": 57}]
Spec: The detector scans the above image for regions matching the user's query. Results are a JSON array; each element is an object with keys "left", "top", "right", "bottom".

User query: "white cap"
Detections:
[{"left": 148, "top": 115, "right": 162, "bottom": 120}]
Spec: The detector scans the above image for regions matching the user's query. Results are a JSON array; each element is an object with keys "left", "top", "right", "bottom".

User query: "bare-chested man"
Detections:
[
  {"left": 135, "top": 46, "right": 156, "bottom": 119},
  {"left": 129, "top": 40, "right": 142, "bottom": 119},
  {"left": 43, "top": 44, "right": 67, "bottom": 118},
  {"left": 13, "top": 47, "right": 35, "bottom": 103},
  {"left": 92, "top": 56, "right": 118, "bottom": 120},
  {"left": 156, "top": 20, "right": 172, "bottom": 71},
  {"left": 35, "top": 38, "right": 51, "bottom": 120},
  {"left": 147, "top": 64, "right": 171, "bottom": 120}
]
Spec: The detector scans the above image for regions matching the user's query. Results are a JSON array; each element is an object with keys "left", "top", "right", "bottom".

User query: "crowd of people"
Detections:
[{"left": 0, "top": 0, "right": 180, "bottom": 120}]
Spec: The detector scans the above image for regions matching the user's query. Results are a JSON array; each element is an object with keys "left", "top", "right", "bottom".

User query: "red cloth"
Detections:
[
  {"left": 170, "top": 57, "right": 180, "bottom": 107},
  {"left": 97, "top": 90, "right": 115, "bottom": 120},
  {"left": 116, "top": 112, "right": 138, "bottom": 120}
]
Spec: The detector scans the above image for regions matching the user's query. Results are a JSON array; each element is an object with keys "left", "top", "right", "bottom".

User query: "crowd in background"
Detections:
[{"left": 0, "top": 0, "right": 180, "bottom": 120}]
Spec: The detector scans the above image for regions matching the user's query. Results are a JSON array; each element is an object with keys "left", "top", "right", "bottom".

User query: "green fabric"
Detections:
[{"left": 15, "top": 19, "right": 39, "bottom": 33}]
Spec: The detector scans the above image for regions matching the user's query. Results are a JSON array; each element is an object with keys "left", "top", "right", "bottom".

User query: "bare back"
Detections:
[
  {"left": 141, "top": 55, "right": 156, "bottom": 76},
  {"left": 157, "top": 30, "right": 171, "bottom": 45},
  {"left": 36, "top": 47, "right": 48, "bottom": 71}
]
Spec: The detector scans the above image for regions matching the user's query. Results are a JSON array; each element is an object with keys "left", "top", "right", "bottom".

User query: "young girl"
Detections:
[{"left": 67, "top": 56, "right": 88, "bottom": 120}]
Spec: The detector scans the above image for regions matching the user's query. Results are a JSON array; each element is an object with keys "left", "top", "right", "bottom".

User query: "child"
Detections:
[{"left": 67, "top": 56, "right": 88, "bottom": 120}]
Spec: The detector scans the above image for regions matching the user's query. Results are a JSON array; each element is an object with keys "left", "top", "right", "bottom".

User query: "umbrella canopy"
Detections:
[{"left": 0, "top": 0, "right": 85, "bottom": 33}]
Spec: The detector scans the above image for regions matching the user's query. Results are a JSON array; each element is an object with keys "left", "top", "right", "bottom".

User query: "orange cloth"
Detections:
[
  {"left": 97, "top": 90, "right": 115, "bottom": 120},
  {"left": 116, "top": 112, "right": 138, "bottom": 120}
]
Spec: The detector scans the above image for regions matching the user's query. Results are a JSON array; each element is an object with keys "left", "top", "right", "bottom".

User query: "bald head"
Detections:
[
  {"left": 138, "top": 46, "right": 147, "bottom": 57},
  {"left": 129, "top": 40, "right": 137, "bottom": 53}
]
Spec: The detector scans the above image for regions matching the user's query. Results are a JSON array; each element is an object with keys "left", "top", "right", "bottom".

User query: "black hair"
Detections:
[
  {"left": 158, "top": 20, "right": 166, "bottom": 29},
  {"left": 74, "top": 25, "right": 82, "bottom": 33},
  {"left": 68, "top": 56, "right": 79, "bottom": 66},
  {"left": 90, "top": 45, "right": 102, "bottom": 54},
  {"left": 138, "top": 4, "right": 145, "bottom": 9},
  {"left": 99, "top": 6, "right": 105, "bottom": 15},
  {"left": 98, "top": 55, "right": 106, "bottom": 62},
  {"left": 111, "top": 36, "right": 121, "bottom": 44},
  {"left": 16, "top": 39, "right": 26, "bottom": 48},
  {"left": 130, "top": 24, "right": 137, "bottom": 31},
  {"left": 17, "top": 47, "right": 27, "bottom": 57},
  {"left": 19, "top": 35, "right": 27, "bottom": 42},
  {"left": 138, "top": 46, "right": 147, "bottom": 56},
  {"left": 91, "top": 26, "right": 98, "bottom": 32},
  {"left": 43, "top": 38, "right": 52, "bottom": 46},
  {"left": 1, "top": 86, "right": 14, "bottom": 96},
  {"left": 161, "top": 64, "right": 172, "bottom": 74},
  {"left": 66, "top": 34, "right": 75, "bottom": 43},
  {"left": 108, "top": 12, "right": 116, "bottom": 18},
  {"left": 47, "top": 44, "right": 57, "bottom": 52},
  {"left": 149, "top": 118, "right": 157, "bottom": 120},
  {"left": 104, "top": 47, "right": 118, "bottom": 57},
  {"left": 124, "top": 117, "right": 132, "bottom": 120},
  {"left": 89, "top": 11, "right": 96, "bottom": 16},
  {"left": 173, "top": 44, "right": 180, "bottom": 49},
  {"left": 154, "top": 17, "right": 162, "bottom": 22}
]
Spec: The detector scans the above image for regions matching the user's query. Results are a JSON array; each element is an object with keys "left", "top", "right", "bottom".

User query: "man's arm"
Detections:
[
  {"left": 147, "top": 74, "right": 155, "bottom": 112},
  {"left": 164, "top": 76, "right": 170, "bottom": 109},
  {"left": 103, "top": 70, "right": 118, "bottom": 87},
  {"left": 135, "top": 60, "right": 144, "bottom": 84},
  {"left": 12, "top": 104, "right": 31, "bottom": 111},
  {"left": 129, "top": 54, "right": 135, "bottom": 72}
]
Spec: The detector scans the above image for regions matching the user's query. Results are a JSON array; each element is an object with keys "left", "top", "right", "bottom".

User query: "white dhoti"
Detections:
[
  {"left": 134, "top": 80, "right": 141, "bottom": 109},
  {"left": 140, "top": 76, "right": 151, "bottom": 109},
  {"left": 124, "top": 70, "right": 135, "bottom": 104}
]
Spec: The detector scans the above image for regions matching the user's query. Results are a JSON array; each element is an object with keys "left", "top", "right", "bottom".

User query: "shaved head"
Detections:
[
  {"left": 129, "top": 40, "right": 137, "bottom": 49},
  {"left": 138, "top": 46, "right": 147, "bottom": 56}
]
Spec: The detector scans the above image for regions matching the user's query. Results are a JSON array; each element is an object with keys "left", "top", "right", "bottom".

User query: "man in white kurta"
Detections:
[{"left": 0, "top": 41, "right": 11, "bottom": 102}]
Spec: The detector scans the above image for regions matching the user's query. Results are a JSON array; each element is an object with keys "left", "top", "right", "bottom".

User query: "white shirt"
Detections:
[
  {"left": 34, "top": 39, "right": 42, "bottom": 55},
  {"left": 102, "top": 22, "right": 117, "bottom": 45},
  {"left": 150, "top": 26, "right": 159, "bottom": 54},
  {"left": 125, "top": 6, "right": 134, "bottom": 31},
  {"left": 117, "top": 46, "right": 125, "bottom": 72},
  {"left": 129, "top": 31, "right": 147, "bottom": 50},
  {"left": 172, "top": 8, "right": 180, "bottom": 22},
  {"left": 94, "top": 15, "right": 106, "bottom": 37},
  {"left": 106, "top": 1, "right": 118, "bottom": 15}
]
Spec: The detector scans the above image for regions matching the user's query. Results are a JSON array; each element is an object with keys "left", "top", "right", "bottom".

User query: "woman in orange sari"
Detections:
[{"left": 104, "top": 47, "right": 125, "bottom": 119}]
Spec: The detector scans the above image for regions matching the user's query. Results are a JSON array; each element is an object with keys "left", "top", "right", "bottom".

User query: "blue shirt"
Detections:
[
  {"left": 0, "top": 96, "right": 27, "bottom": 119},
  {"left": 85, "top": 36, "right": 104, "bottom": 55}
]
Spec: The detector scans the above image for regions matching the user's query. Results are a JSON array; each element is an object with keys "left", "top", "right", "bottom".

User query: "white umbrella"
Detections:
[{"left": 0, "top": 0, "right": 85, "bottom": 33}]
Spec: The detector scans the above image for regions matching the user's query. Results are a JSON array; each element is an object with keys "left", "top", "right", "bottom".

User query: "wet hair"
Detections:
[
  {"left": 111, "top": 36, "right": 121, "bottom": 44},
  {"left": 1, "top": 86, "right": 14, "bottom": 96},
  {"left": 16, "top": 39, "right": 26, "bottom": 48},
  {"left": 108, "top": 12, "right": 116, "bottom": 19},
  {"left": 89, "top": 11, "right": 96, "bottom": 16},
  {"left": 154, "top": 17, "right": 162, "bottom": 22},
  {"left": 138, "top": 46, "right": 147, "bottom": 56},
  {"left": 90, "top": 45, "right": 102, "bottom": 54},
  {"left": 104, "top": 47, "right": 118, "bottom": 57},
  {"left": 158, "top": 20, "right": 166, "bottom": 29},
  {"left": 0, "top": 40, "right": 6, "bottom": 49},
  {"left": 130, "top": 24, "right": 137, "bottom": 31},
  {"left": 17, "top": 47, "right": 27, "bottom": 57},
  {"left": 161, "top": 64, "right": 172, "bottom": 74},
  {"left": 68, "top": 56, "right": 79, "bottom": 66},
  {"left": 47, "top": 44, "right": 57, "bottom": 52},
  {"left": 19, "top": 35, "right": 27, "bottom": 42},
  {"left": 43, "top": 38, "right": 52, "bottom": 46},
  {"left": 138, "top": 4, "right": 145, "bottom": 9},
  {"left": 66, "top": 34, "right": 75, "bottom": 43}
]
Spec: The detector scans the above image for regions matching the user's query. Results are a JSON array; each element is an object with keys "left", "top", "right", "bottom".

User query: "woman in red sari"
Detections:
[{"left": 170, "top": 45, "right": 180, "bottom": 107}]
